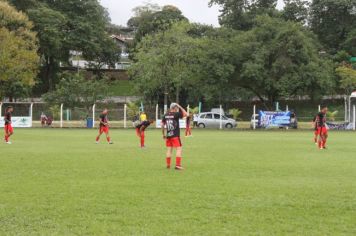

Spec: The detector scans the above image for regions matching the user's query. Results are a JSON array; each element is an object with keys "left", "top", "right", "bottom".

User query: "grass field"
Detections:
[{"left": 1, "top": 129, "right": 356, "bottom": 235}]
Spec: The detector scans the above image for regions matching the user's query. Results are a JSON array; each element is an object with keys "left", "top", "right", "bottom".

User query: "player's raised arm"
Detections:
[{"left": 176, "top": 104, "right": 187, "bottom": 118}]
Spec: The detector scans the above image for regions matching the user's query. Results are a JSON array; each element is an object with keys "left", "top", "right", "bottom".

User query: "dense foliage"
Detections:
[{"left": 0, "top": 1, "right": 39, "bottom": 101}]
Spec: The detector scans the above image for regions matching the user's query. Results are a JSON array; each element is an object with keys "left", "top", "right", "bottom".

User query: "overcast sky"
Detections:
[{"left": 100, "top": 0, "right": 285, "bottom": 27}]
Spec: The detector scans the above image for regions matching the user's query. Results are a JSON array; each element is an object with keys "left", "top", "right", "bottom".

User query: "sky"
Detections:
[{"left": 100, "top": 0, "right": 285, "bottom": 27}]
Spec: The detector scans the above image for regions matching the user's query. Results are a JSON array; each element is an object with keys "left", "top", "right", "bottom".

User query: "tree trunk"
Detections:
[{"left": 164, "top": 85, "right": 168, "bottom": 112}]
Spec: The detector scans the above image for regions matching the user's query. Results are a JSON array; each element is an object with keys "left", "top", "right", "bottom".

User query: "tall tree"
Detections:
[
  {"left": 8, "top": 0, "right": 120, "bottom": 91},
  {"left": 0, "top": 1, "right": 39, "bottom": 101},
  {"left": 230, "top": 16, "right": 335, "bottom": 107},
  {"left": 209, "top": 0, "right": 278, "bottom": 30},
  {"left": 310, "top": 0, "right": 356, "bottom": 54},
  {"left": 128, "top": 3, "right": 188, "bottom": 44},
  {"left": 282, "top": 0, "right": 310, "bottom": 24}
]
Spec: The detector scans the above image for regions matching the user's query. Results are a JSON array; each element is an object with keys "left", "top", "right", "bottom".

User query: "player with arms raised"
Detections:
[
  {"left": 315, "top": 106, "right": 328, "bottom": 150},
  {"left": 4, "top": 106, "right": 14, "bottom": 144},
  {"left": 162, "top": 103, "right": 187, "bottom": 170},
  {"left": 96, "top": 108, "right": 113, "bottom": 144}
]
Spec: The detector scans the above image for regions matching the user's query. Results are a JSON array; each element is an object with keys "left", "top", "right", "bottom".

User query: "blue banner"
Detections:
[{"left": 258, "top": 111, "right": 292, "bottom": 128}]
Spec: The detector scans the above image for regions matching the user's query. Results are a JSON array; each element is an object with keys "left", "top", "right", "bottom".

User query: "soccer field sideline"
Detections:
[{"left": 1, "top": 129, "right": 355, "bottom": 235}]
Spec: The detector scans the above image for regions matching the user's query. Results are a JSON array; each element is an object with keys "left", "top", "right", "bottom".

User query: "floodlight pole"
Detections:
[
  {"left": 60, "top": 104, "right": 63, "bottom": 128},
  {"left": 0, "top": 102, "right": 2, "bottom": 117},
  {"left": 124, "top": 104, "right": 127, "bottom": 129},
  {"left": 318, "top": 105, "right": 321, "bottom": 112},
  {"left": 286, "top": 105, "right": 289, "bottom": 112},
  {"left": 187, "top": 105, "right": 190, "bottom": 116}
]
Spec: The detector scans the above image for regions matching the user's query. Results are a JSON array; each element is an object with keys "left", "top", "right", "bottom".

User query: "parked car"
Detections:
[{"left": 196, "top": 112, "right": 237, "bottom": 129}]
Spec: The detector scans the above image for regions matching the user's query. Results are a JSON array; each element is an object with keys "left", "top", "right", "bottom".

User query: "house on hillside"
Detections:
[{"left": 67, "top": 34, "right": 133, "bottom": 71}]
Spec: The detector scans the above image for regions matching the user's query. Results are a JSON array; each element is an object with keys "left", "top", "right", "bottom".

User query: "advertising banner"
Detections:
[
  {"left": 258, "top": 111, "right": 291, "bottom": 128},
  {"left": 0, "top": 117, "right": 32, "bottom": 128}
]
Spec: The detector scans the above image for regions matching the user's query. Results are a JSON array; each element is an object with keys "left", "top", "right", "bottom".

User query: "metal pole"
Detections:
[
  {"left": 353, "top": 105, "right": 355, "bottom": 131},
  {"left": 286, "top": 105, "right": 289, "bottom": 112},
  {"left": 92, "top": 104, "right": 96, "bottom": 128},
  {"left": 345, "top": 96, "right": 348, "bottom": 122},
  {"left": 187, "top": 105, "right": 190, "bottom": 116},
  {"left": 349, "top": 97, "right": 351, "bottom": 123},
  {"left": 30, "top": 103, "right": 34, "bottom": 127},
  {"left": 318, "top": 105, "right": 321, "bottom": 112},
  {"left": 253, "top": 105, "right": 256, "bottom": 130},
  {"left": 60, "top": 104, "right": 63, "bottom": 128},
  {"left": 124, "top": 104, "right": 127, "bottom": 129},
  {"left": 219, "top": 105, "right": 223, "bottom": 130},
  {"left": 0, "top": 102, "right": 2, "bottom": 117},
  {"left": 156, "top": 104, "right": 159, "bottom": 121}
]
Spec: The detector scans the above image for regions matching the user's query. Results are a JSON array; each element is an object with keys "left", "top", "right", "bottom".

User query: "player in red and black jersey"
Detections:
[
  {"left": 4, "top": 106, "right": 14, "bottom": 144},
  {"left": 136, "top": 120, "right": 154, "bottom": 148},
  {"left": 314, "top": 106, "right": 328, "bottom": 149},
  {"left": 162, "top": 103, "right": 187, "bottom": 170},
  {"left": 95, "top": 109, "right": 113, "bottom": 144}
]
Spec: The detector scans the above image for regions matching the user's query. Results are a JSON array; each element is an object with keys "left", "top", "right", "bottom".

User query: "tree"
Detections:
[
  {"left": 282, "top": 0, "right": 309, "bottom": 24},
  {"left": 128, "top": 3, "right": 188, "bottom": 44},
  {"left": 209, "top": 0, "right": 278, "bottom": 30},
  {"left": 8, "top": 0, "right": 120, "bottom": 91},
  {"left": 336, "top": 65, "right": 356, "bottom": 94},
  {"left": 0, "top": 1, "right": 39, "bottom": 101},
  {"left": 230, "top": 16, "right": 335, "bottom": 107},
  {"left": 42, "top": 73, "right": 108, "bottom": 113},
  {"left": 310, "top": 0, "right": 356, "bottom": 54},
  {"left": 129, "top": 22, "right": 236, "bottom": 105}
]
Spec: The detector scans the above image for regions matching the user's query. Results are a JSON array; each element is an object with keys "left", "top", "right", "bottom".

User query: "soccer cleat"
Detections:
[
  {"left": 109, "top": 141, "right": 114, "bottom": 144},
  {"left": 6, "top": 141, "right": 12, "bottom": 145},
  {"left": 167, "top": 165, "right": 171, "bottom": 169},
  {"left": 323, "top": 147, "right": 327, "bottom": 149},
  {"left": 95, "top": 141, "right": 99, "bottom": 144},
  {"left": 175, "top": 166, "right": 184, "bottom": 170}
]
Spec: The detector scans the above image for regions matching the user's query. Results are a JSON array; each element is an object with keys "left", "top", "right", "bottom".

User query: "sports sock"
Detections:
[
  {"left": 176, "top": 157, "right": 182, "bottom": 167},
  {"left": 140, "top": 132, "right": 145, "bottom": 147},
  {"left": 107, "top": 137, "right": 111, "bottom": 142},
  {"left": 323, "top": 139, "right": 327, "bottom": 147},
  {"left": 96, "top": 136, "right": 99, "bottom": 142},
  {"left": 5, "top": 135, "right": 8, "bottom": 142},
  {"left": 166, "top": 157, "right": 171, "bottom": 167}
]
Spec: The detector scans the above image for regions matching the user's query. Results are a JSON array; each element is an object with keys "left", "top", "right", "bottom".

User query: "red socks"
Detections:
[
  {"left": 140, "top": 132, "right": 145, "bottom": 147},
  {"left": 106, "top": 137, "right": 111, "bottom": 142},
  {"left": 166, "top": 157, "right": 171, "bottom": 167},
  {"left": 176, "top": 157, "right": 182, "bottom": 167},
  {"left": 5, "top": 135, "right": 8, "bottom": 142}
]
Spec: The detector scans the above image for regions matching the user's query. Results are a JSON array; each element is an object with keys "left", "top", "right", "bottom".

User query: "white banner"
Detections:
[
  {"left": 0, "top": 117, "right": 32, "bottom": 128},
  {"left": 156, "top": 119, "right": 186, "bottom": 129}
]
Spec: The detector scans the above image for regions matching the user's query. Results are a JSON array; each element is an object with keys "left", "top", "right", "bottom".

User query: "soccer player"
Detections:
[
  {"left": 4, "top": 106, "right": 14, "bottom": 144},
  {"left": 315, "top": 106, "right": 328, "bottom": 150},
  {"left": 162, "top": 103, "right": 187, "bottom": 170},
  {"left": 312, "top": 115, "right": 318, "bottom": 144},
  {"left": 135, "top": 120, "right": 154, "bottom": 148},
  {"left": 185, "top": 114, "right": 192, "bottom": 137},
  {"left": 95, "top": 108, "right": 113, "bottom": 144}
]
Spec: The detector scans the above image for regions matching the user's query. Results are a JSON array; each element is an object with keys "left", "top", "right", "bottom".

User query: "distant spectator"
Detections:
[{"left": 193, "top": 114, "right": 198, "bottom": 128}]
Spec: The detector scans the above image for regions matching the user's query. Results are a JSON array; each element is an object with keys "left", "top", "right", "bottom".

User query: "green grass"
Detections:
[
  {"left": 108, "top": 80, "right": 136, "bottom": 96},
  {"left": 1, "top": 129, "right": 356, "bottom": 235}
]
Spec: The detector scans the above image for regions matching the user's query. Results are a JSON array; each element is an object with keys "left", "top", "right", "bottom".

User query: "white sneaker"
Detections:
[{"left": 6, "top": 141, "right": 12, "bottom": 145}]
